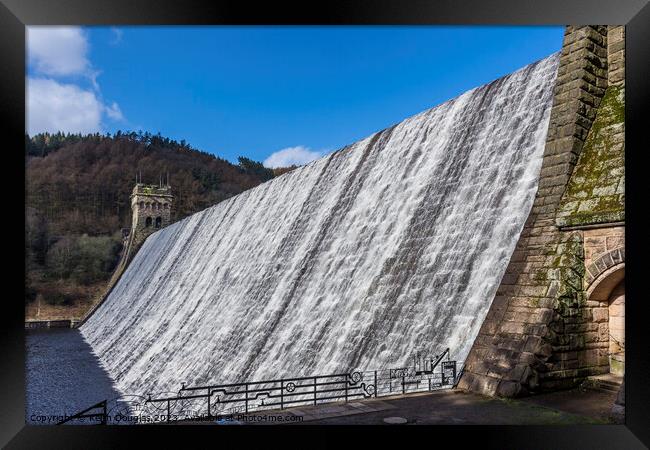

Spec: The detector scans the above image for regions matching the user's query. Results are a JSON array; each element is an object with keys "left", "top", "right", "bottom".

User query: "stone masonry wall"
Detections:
[
  {"left": 458, "top": 26, "right": 614, "bottom": 397},
  {"left": 555, "top": 26, "right": 624, "bottom": 229},
  {"left": 544, "top": 27, "right": 625, "bottom": 390},
  {"left": 607, "top": 26, "right": 625, "bottom": 87}
]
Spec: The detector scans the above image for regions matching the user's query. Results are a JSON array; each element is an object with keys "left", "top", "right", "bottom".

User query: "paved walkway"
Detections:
[{"left": 238, "top": 387, "right": 618, "bottom": 425}]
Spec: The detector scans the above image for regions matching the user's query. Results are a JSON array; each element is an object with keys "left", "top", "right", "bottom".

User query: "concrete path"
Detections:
[{"left": 238, "top": 388, "right": 618, "bottom": 425}]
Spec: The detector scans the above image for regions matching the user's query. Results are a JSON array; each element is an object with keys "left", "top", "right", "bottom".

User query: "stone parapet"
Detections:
[{"left": 607, "top": 26, "right": 625, "bottom": 87}]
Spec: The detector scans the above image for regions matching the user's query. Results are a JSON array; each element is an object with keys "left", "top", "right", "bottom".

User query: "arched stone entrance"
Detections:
[
  {"left": 586, "top": 262, "right": 624, "bottom": 376},
  {"left": 607, "top": 280, "right": 624, "bottom": 375}
]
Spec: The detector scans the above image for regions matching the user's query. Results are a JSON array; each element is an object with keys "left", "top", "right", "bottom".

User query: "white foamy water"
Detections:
[{"left": 81, "top": 53, "right": 559, "bottom": 397}]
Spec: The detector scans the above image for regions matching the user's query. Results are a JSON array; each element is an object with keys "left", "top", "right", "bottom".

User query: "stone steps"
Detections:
[{"left": 583, "top": 375, "right": 623, "bottom": 394}]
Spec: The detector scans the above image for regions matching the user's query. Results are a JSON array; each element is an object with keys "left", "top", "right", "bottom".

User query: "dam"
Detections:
[
  {"left": 80, "top": 53, "right": 559, "bottom": 398},
  {"left": 76, "top": 25, "right": 625, "bottom": 411}
]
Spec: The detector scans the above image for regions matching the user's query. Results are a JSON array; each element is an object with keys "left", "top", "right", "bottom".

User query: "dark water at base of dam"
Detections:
[{"left": 25, "top": 329, "right": 121, "bottom": 424}]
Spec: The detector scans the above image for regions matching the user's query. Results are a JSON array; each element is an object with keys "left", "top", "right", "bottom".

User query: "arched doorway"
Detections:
[{"left": 586, "top": 264, "right": 624, "bottom": 376}]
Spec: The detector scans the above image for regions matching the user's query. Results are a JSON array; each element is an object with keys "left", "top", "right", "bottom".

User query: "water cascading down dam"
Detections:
[{"left": 80, "top": 53, "right": 561, "bottom": 399}]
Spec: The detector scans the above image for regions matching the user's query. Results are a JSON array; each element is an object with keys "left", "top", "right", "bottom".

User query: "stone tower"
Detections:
[
  {"left": 130, "top": 183, "right": 173, "bottom": 247},
  {"left": 79, "top": 183, "right": 174, "bottom": 327}
]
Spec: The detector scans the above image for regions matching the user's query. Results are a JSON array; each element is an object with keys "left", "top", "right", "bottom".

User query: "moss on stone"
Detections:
[
  {"left": 548, "top": 234, "right": 586, "bottom": 317},
  {"left": 556, "top": 85, "right": 625, "bottom": 228},
  {"left": 533, "top": 270, "right": 548, "bottom": 282}
]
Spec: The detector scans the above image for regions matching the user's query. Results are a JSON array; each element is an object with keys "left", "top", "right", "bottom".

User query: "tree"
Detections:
[
  {"left": 237, "top": 156, "right": 274, "bottom": 181},
  {"left": 46, "top": 236, "right": 78, "bottom": 281}
]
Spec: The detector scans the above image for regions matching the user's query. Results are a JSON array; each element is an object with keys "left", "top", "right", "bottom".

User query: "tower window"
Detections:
[
  {"left": 145, "top": 217, "right": 152, "bottom": 227},
  {"left": 139, "top": 201, "right": 144, "bottom": 209},
  {"left": 155, "top": 217, "right": 162, "bottom": 228}
]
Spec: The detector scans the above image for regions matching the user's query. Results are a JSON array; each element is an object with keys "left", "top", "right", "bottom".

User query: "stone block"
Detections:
[
  {"left": 602, "top": 252, "right": 615, "bottom": 269},
  {"left": 606, "top": 236, "right": 624, "bottom": 251},
  {"left": 609, "top": 316, "right": 624, "bottom": 332},
  {"left": 592, "top": 307, "right": 608, "bottom": 322},
  {"left": 609, "top": 302, "right": 624, "bottom": 317},
  {"left": 523, "top": 335, "right": 542, "bottom": 354},
  {"left": 584, "top": 331, "right": 600, "bottom": 343},
  {"left": 609, "top": 39, "right": 625, "bottom": 54},
  {"left": 519, "top": 285, "right": 548, "bottom": 297},
  {"left": 594, "top": 257, "right": 608, "bottom": 273},
  {"left": 479, "top": 320, "right": 499, "bottom": 335},
  {"left": 598, "top": 322, "right": 609, "bottom": 341},
  {"left": 524, "top": 324, "right": 549, "bottom": 337},
  {"left": 577, "top": 349, "right": 600, "bottom": 367},
  {"left": 565, "top": 323, "right": 589, "bottom": 334},
  {"left": 501, "top": 273, "right": 518, "bottom": 285},
  {"left": 585, "top": 341, "right": 608, "bottom": 350},
  {"left": 496, "top": 380, "right": 523, "bottom": 398},
  {"left": 458, "top": 373, "right": 500, "bottom": 396},
  {"left": 557, "top": 350, "right": 578, "bottom": 361}
]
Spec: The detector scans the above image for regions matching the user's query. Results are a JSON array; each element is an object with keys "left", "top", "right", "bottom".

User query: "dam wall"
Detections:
[
  {"left": 80, "top": 53, "right": 560, "bottom": 398},
  {"left": 78, "top": 26, "right": 625, "bottom": 401}
]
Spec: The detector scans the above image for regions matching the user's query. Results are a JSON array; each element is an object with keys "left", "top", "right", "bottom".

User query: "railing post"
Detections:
[
  {"left": 101, "top": 400, "right": 107, "bottom": 425},
  {"left": 167, "top": 400, "right": 170, "bottom": 423},
  {"left": 280, "top": 379, "right": 284, "bottom": 410},
  {"left": 402, "top": 375, "right": 405, "bottom": 394},
  {"left": 374, "top": 371, "right": 378, "bottom": 398},
  {"left": 207, "top": 388, "right": 211, "bottom": 419},
  {"left": 313, "top": 377, "right": 318, "bottom": 405},
  {"left": 245, "top": 383, "right": 249, "bottom": 414},
  {"left": 345, "top": 376, "right": 348, "bottom": 403}
]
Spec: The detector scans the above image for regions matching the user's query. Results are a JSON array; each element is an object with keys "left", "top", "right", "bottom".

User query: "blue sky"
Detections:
[{"left": 27, "top": 26, "right": 564, "bottom": 166}]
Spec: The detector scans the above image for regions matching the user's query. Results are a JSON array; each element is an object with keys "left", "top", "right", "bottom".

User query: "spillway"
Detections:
[{"left": 81, "top": 53, "right": 560, "bottom": 398}]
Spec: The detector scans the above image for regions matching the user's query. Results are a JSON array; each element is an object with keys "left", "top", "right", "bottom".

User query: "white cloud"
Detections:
[
  {"left": 104, "top": 101, "right": 124, "bottom": 121},
  {"left": 263, "top": 146, "right": 325, "bottom": 168},
  {"left": 26, "top": 27, "right": 126, "bottom": 135},
  {"left": 27, "top": 26, "right": 90, "bottom": 77},
  {"left": 27, "top": 77, "right": 104, "bottom": 135}
]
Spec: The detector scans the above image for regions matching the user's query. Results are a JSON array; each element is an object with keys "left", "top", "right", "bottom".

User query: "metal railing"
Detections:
[
  {"left": 144, "top": 349, "right": 458, "bottom": 422},
  {"left": 59, "top": 349, "right": 460, "bottom": 424}
]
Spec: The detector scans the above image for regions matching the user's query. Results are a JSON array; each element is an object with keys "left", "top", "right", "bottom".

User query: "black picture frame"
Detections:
[{"left": 3, "top": 1, "right": 649, "bottom": 448}]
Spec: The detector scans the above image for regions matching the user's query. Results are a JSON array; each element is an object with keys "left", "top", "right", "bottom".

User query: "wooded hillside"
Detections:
[{"left": 25, "top": 131, "right": 295, "bottom": 317}]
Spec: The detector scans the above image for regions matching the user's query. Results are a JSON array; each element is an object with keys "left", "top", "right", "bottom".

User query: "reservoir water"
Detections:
[{"left": 25, "top": 329, "right": 121, "bottom": 424}]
